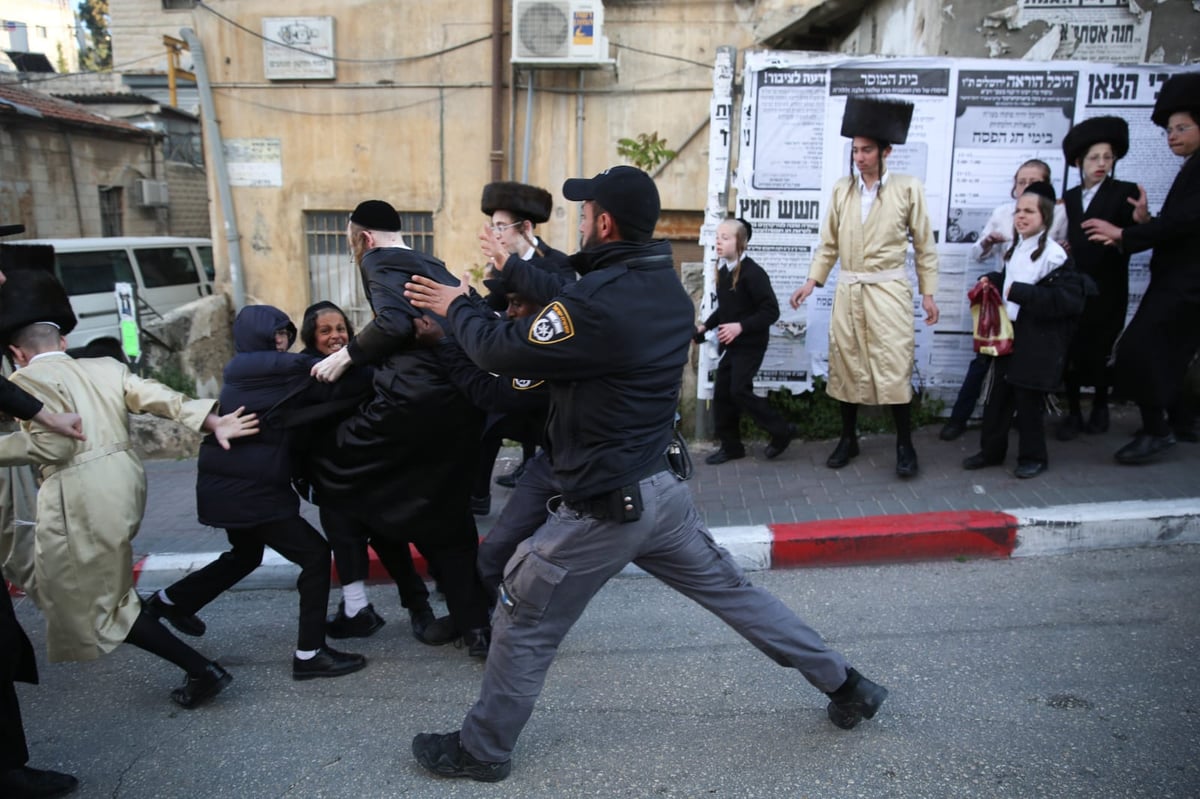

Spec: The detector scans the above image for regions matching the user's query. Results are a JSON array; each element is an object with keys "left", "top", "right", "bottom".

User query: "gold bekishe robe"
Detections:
[
  {"left": 808, "top": 172, "right": 939, "bottom": 405},
  {"left": 0, "top": 353, "right": 213, "bottom": 662}
]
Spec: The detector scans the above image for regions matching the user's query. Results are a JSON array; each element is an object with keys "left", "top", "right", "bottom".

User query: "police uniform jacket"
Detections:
[
  {"left": 443, "top": 238, "right": 693, "bottom": 502},
  {"left": 1064, "top": 176, "right": 1138, "bottom": 383},
  {"left": 486, "top": 240, "right": 573, "bottom": 312}
]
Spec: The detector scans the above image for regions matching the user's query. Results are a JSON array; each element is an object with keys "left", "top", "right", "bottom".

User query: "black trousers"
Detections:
[
  {"left": 1, "top": 594, "right": 31, "bottom": 770},
  {"left": 320, "top": 505, "right": 431, "bottom": 611},
  {"left": 165, "top": 517, "right": 331, "bottom": 652},
  {"left": 979, "top": 356, "right": 1048, "bottom": 466},
  {"left": 713, "top": 344, "right": 790, "bottom": 451},
  {"left": 472, "top": 413, "right": 540, "bottom": 498}
]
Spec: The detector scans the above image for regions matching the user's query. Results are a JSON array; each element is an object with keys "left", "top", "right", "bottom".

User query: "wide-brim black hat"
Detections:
[
  {"left": 0, "top": 268, "right": 77, "bottom": 345},
  {"left": 1063, "top": 116, "right": 1129, "bottom": 163},
  {"left": 481, "top": 182, "right": 553, "bottom": 225},
  {"left": 840, "top": 96, "right": 913, "bottom": 146},
  {"left": 1151, "top": 71, "right": 1200, "bottom": 128}
]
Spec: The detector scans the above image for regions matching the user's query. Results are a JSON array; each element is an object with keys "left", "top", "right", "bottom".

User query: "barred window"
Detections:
[{"left": 99, "top": 186, "right": 123, "bottom": 237}]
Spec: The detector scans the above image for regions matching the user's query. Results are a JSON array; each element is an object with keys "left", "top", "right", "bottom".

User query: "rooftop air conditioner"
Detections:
[
  {"left": 511, "top": 0, "right": 612, "bottom": 67},
  {"left": 135, "top": 179, "right": 169, "bottom": 207}
]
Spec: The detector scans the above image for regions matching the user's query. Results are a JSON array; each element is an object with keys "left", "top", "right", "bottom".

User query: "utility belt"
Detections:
[{"left": 565, "top": 453, "right": 673, "bottom": 523}]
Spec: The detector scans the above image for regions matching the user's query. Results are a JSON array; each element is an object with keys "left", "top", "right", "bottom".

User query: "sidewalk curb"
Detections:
[{"left": 124, "top": 499, "right": 1200, "bottom": 592}]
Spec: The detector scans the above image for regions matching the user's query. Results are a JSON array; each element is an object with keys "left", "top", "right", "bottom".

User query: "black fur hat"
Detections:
[
  {"left": 1151, "top": 71, "right": 1200, "bottom": 128},
  {"left": 0, "top": 242, "right": 55, "bottom": 274},
  {"left": 0, "top": 268, "right": 77, "bottom": 346},
  {"left": 1063, "top": 116, "right": 1129, "bottom": 163},
  {"left": 481, "top": 182, "right": 553, "bottom": 225},
  {"left": 840, "top": 96, "right": 914, "bottom": 146}
]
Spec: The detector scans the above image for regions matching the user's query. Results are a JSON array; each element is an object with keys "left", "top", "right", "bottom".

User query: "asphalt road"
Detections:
[{"left": 14, "top": 545, "right": 1200, "bottom": 798}]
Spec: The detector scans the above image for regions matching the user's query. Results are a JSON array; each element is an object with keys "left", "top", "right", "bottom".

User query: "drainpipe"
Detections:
[
  {"left": 521, "top": 70, "right": 535, "bottom": 183},
  {"left": 576, "top": 69, "right": 585, "bottom": 237},
  {"left": 181, "top": 27, "right": 246, "bottom": 311},
  {"left": 491, "top": 0, "right": 505, "bottom": 182}
]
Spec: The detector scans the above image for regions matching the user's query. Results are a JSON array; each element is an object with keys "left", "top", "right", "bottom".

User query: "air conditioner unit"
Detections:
[
  {"left": 135, "top": 179, "right": 169, "bottom": 207},
  {"left": 512, "top": 0, "right": 612, "bottom": 67}
]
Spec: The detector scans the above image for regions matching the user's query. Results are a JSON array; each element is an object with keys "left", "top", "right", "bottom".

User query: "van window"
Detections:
[
  {"left": 56, "top": 250, "right": 136, "bottom": 296},
  {"left": 196, "top": 245, "right": 214, "bottom": 280},
  {"left": 135, "top": 247, "right": 199, "bottom": 288}
]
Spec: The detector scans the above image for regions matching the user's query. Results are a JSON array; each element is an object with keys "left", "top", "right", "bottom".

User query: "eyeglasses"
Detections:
[
  {"left": 489, "top": 220, "right": 525, "bottom": 233},
  {"left": 1163, "top": 123, "right": 1196, "bottom": 136}
]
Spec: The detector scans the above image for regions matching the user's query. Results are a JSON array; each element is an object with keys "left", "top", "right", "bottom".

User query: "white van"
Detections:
[{"left": 10, "top": 236, "right": 216, "bottom": 350}]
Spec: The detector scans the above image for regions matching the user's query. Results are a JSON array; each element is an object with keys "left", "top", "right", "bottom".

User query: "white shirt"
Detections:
[
  {"left": 971, "top": 201, "right": 1069, "bottom": 267},
  {"left": 1080, "top": 182, "right": 1101, "bottom": 212},
  {"left": 857, "top": 171, "right": 889, "bottom": 224},
  {"left": 1002, "top": 233, "right": 1069, "bottom": 321}
]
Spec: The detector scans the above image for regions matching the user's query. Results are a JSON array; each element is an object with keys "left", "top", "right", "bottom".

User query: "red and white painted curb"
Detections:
[{"left": 107, "top": 498, "right": 1200, "bottom": 593}]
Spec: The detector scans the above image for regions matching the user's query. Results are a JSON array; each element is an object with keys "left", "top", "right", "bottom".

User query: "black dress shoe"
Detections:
[
  {"left": 326, "top": 602, "right": 385, "bottom": 639},
  {"left": 1174, "top": 426, "right": 1199, "bottom": 443},
  {"left": 1084, "top": 404, "right": 1109, "bottom": 434},
  {"left": 1055, "top": 413, "right": 1083, "bottom": 441},
  {"left": 170, "top": 662, "right": 232, "bottom": 709},
  {"left": 764, "top": 423, "right": 798, "bottom": 460},
  {"left": 704, "top": 447, "right": 745, "bottom": 466},
  {"left": 1115, "top": 433, "right": 1176, "bottom": 465},
  {"left": 0, "top": 765, "right": 79, "bottom": 799},
  {"left": 1014, "top": 461, "right": 1047, "bottom": 479},
  {"left": 464, "top": 627, "right": 490, "bottom": 659},
  {"left": 470, "top": 494, "right": 491, "bottom": 516},
  {"left": 142, "top": 592, "right": 206, "bottom": 637},
  {"left": 895, "top": 444, "right": 918, "bottom": 478},
  {"left": 293, "top": 646, "right": 367, "bottom": 680},
  {"left": 938, "top": 420, "right": 967, "bottom": 441},
  {"left": 413, "top": 614, "right": 457, "bottom": 646},
  {"left": 826, "top": 667, "right": 888, "bottom": 730},
  {"left": 494, "top": 462, "right": 526, "bottom": 488},
  {"left": 409, "top": 607, "right": 437, "bottom": 641},
  {"left": 825, "top": 437, "right": 859, "bottom": 469},
  {"left": 962, "top": 452, "right": 1002, "bottom": 470},
  {"left": 412, "top": 730, "right": 512, "bottom": 782}
]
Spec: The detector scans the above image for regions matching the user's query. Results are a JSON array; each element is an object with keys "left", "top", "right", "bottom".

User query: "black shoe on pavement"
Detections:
[
  {"left": 465, "top": 627, "right": 490, "bottom": 659},
  {"left": 825, "top": 667, "right": 888, "bottom": 730},
  {"left": 1014, "top": 461, "right": 1047, "bottom": 479},
  {"left": 962, "top": 452, "right": 1002, "bottom": 470},
  {"left": 1084, "top": 404, "right": 1109, "bottom": 434},
  {"left": 412, "top": 730, "right": 512, "bottom": 782},
  {"left": 938, "top": 420, "right": 967, "bottom": 441},
  {"left": 142, "top": 592, "right": 206, "bottom": 637},
  {"left": 895, "top": 444, "right": 918, "bottom": 478},
  {"left": 414, "top": 615, "right": 458, "bottom": 646},
  {"left": 470, "top": 494, "right": 491, "bottom": 516},
  {"left": 409, "top": 607, "right": 437, "bottom": 642},
  {"left": 1114, "top": 433, "right": 1176, "bottom": 465},
  {"left": 825, "top": 437, "right": 859, "bottom": 469},
  {"left": 0, "top": 765, "right": 79, "bottom": 799},
  {"left": 326, "top": 602, "right": 385, "bottom": 639},
  {"left": 170, "top": 662, "right": 232, "bottom": 709},
  {"left": 1174, "top": 426, "right": 1199, "bottom": 443},
  {"left": 494, "top": 462, "right": 526, "bottom": 488},
  {"left": 292, "top": 646, "right": 367, "bottom": 681},
  {"left": 1055, "top": 413, "right": 1083, "bottom": 441},
  {"left": 704, "top": 447, "right": 745, "bottom": 466},
  {"left": 764, "top": 423, "right": 798, "bottom": 460}
]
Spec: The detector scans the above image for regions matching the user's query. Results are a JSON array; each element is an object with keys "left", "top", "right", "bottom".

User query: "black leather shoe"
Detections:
[
  {"left": 1174, "top": 426, "right": 1199, "bottom": 443},
  {"left": 170, "top": 662, "right": 232, "bottom": 709},
  {"left": 962, "top": 452, "right": 1002, "bottom": 470},
  {"left": 938, "top": 420, "right": 967, "bottom": 441},
  {"left": 412, "top": 730, "right": 512, "bottom": 782},
  {"left": 826, "top": 668, "right": 888, "bottom": 730},
  {"left": 764, "top": 423, "right": 798, "bottom": 460},
  {"left": 464, "top": 627, "right": 490, "bottom": 659},
  {"left": 704, "top": 447, "right": 745, "bottom": 465},
  {"left": 1055, "top": 413, "right": 1082, "bottom": 441},
  {"left": 1084, "top": 404, "right": 1109, "bottom": 434},
  {"left": 413, "top": 614, "right": 457, "bottom": 646},
  {"left": 142, "top": 592, "right": 206, "bottom": 637},
  {"left": 0, "top": 765, "right": 79, "bottom": 799},
  {"left": 470, "top": 494, "right": 491, "bottom": 516},
  {"left": 494, "top": 462, "right": 525, "bottom": 488},
  {"left": 1115, "top": 433, "right": 1176, "bottom": 465},
  {"left": 293, "top": 646, "right": 367, "bottom": 680},
  {"left": 825, "top": 437, "right": 859, "bottom": 469},
  {"left": 895, "top": 444, "right": 918, "bottom": 478},
  {"left": 409, "top": 607, "right": 437, "bottom": 642},
  {"left": 326, "top": 602, "right": 385, "bottom": 639},
  {"left": 1014, "top": 461, "right": 1047, "bottom": 479}
]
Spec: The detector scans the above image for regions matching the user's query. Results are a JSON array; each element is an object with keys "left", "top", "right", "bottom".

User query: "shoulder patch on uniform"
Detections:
[
  {"left": 527, "top": 301, "right": 575, "bottom": 345},
  {"left": 511, "top": 378, "right": 545, "bottom": 390}
]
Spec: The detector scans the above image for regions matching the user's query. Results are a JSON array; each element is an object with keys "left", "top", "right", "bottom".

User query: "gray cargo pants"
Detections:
[{"left": 459, "top": 469, "right": 852, "bottom": 763}]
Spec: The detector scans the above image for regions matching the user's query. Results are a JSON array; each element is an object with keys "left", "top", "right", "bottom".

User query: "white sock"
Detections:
[
  {"left": 156, "top": 589, "right": 175, "bottom": 605},
  {"left": 342, "top": 581, "right": 368, "bottom": 616},
  {"left": 295, "top": 649, "right": 318, "bottom": 660}
]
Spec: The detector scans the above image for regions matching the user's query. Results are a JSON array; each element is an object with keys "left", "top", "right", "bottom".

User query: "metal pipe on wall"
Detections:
[
  {"left": 576, "top": 69, "right": 585, "bottom": 239},
  {"left": 521, "top": 70, "right": 535, "bottom": 184},
  {"left": 181, "top": 26, "right": 245, "bottom": 311},
  {"left": 491, "top": 0, "right": 505, "bottom": 182}
]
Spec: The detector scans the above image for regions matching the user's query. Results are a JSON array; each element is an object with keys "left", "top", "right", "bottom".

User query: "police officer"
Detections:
[{"left": 404, "top": 166, "right": 888, "bottom": 782}]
